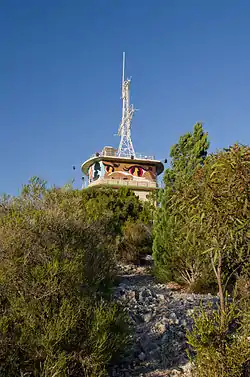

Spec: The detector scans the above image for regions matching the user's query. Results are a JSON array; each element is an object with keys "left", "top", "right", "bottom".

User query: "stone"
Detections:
[
  {"left": 170, "top": 312, "right": 177, "bottom": 320},
  {"left": 140, "top": 335, "right": 158, "bottom": 353},
  {"left": 110, "top": 263, "right": 216, "bottom": 376},
  {"left": 156, "top": 293, "right": 165, "bottom": 302},
  {"left": 126, "top": 290, "right": 136, "bottom": 300},
  {"left": 181, "top": 361, "right": 192, "bottom": 373},
  {"left": 138, "top": 352, "right": 146, "bottom": 361},
  {"left": 186, "top": 308, "right": 194, "bottom": 316},
  {"left": 152, "top": 322, "right": 165, "bottom": 335},
  {"left": 144, "top": 312, "right": 153, "bottom": 323},
  {"left": 181, "top": 319, "right": 187, "bottom": 327},
  {"left": 148, "top": 347, "right": 161, "bottom": 360}
]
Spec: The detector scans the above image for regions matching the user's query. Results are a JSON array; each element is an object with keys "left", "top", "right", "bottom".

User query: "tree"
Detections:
[
  {"left": 186, "top": 144, "right": 250, "bottom": 377},
  {"left": 153, "top": 123, "right": 210, "bottom": 286},
  {"left": 164, "top": 122, "right": 209, "bottom": 189},
  {"left": 192, "top": 144, "right": 250, "bottom": 313},
  {"left": 79, "top": 186, "right": 154, "bottom": 263}
]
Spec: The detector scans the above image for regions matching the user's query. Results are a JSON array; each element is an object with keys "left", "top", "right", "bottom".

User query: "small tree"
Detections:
[
  {"left": 195, "top": 144, "right": 250, "bottom": 314},
  {"left": 153, "top": 123, "right": 210, "bottom": 286},
  {"left": 185, "top": 145, "right": 250, "bottom": 377},
  {"left": 163, "top": 122, "right": 209, "bottom": 190},
  {"left": 82, "top": 186, "right": 154, "bottom": 262}
]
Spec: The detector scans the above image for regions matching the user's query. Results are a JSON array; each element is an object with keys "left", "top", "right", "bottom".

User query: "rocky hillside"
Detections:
[{"left": 110, "top": 264, "right": 219, "bottom": 377}]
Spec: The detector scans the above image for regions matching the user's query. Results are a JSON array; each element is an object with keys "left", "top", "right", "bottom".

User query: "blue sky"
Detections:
[{"left": 1, "top": 1, "right": 250, "bottom": 195}]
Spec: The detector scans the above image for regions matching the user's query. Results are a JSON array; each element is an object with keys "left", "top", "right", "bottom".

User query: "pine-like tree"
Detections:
[{"left": 153, "top": 122, "right": 210, "bottom": 284}]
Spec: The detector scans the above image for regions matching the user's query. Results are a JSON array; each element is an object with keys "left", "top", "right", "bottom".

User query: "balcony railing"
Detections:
[
  {"left": 89, "top": 151, "right": 156, "bottom": 160},
  {"left": 87, "top": 178, "right": 158, "bottom": 189}
]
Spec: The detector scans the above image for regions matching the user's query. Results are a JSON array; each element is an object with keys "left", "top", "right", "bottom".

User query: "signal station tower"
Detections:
[{"left": 81, "top": 53, "right": 164, "bottom": 201}]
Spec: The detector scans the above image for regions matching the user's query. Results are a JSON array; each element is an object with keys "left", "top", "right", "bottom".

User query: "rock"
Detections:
[
  {"left": 110, "top": 263, "right": 216, "bottom": 376},
  {"left": 140, "top": 335, "right": 157, "bottom": 353},
  {"left": 126, "top": 290, "right": 136, "bottom": 300},
  {"left": 186, "top": 308, "right": 194, "bottom": 316},
  {"left": 170, "top": 312, "right": 177, "bottom": 320},
  {"left": 181, "top": 361, "right": 193, "bottom": 373},
  {"left": 144, "top": 312, "right": 153, "bottom": 323},
  {"left": 169, "top": 368, "right": 182, "bottom": 376},
  {"left": 181, "top": 319, "right": 187, "bottom": 327},
  {"left": 156, "top": 293, "right": 165, "bottom": 302},
  {"left": 148, "top": 347, "right": 161, "bottom": 360},
  {"left": 152, "top": 322, "right": 165, "bottom": 335},
  {"left": 138, "top": 352, "right": 146, "bottom": 361}
]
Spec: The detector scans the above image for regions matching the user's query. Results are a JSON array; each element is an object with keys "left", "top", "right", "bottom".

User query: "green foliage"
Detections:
[
  {"left": 163, "top": 122, "right": 209, "bottom": 190},
  {"left": 118, "top": 220, "right": 153, "bottom": 263},
  {"left": 192, "top": 144, "right": 250, "bottom": 311},
  {"left": 187, "top": 298, "right": 250, "bottom": 377},
  {"left": 154, "top": 140, "right": 250, "bottom": 292},
  {"left": 154, "top": 125, "right": 250, "bottom": 375},
  {"left": 21, "top": 176, "right": 47, "bottom": 199},
  {"left": 153, "top": 123, "right": 211, "bottom": 287},
  {"left": 80, "top": 186, "right": 154, "bottom": 263},
  {"left": 83, "top": 186, "right": 143, "bottom": 221},
  {"left": 0, "top": 181, "right": 131, "bottom": 376},
  {"left": 155, "top": 141, "right": 250, "bottom": 375}
]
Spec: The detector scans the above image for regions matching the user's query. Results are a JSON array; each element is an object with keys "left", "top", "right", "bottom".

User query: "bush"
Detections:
[
  {"left": 153, "top": 144, "right": 250, "bottom": 294},
  {"left": 187, "top": 298, "right": 250, "bottom": 377},
  {"left": 153, "top": 123, "right": 211, "bottom": 289},
  {"left": 81, "top": 186, "right": 154, "bottom": 263},
  {"left": 153, "top": 178, "right": 214, "bottom": 289},
  {"left": 0, "top": 183, "right": 130, "bottom": 376},
  {"left": 83, "top": 186, "right": 146, "bottom": 226},
  {"left": 118, "top": 221, "right": 153, "bottom": 263}
]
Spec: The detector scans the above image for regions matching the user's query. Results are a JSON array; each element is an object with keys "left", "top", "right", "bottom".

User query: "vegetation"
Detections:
[
  {"left": 0, "top": 122, "right": 249, "bottom": 377},
  {"left": 187, "top": 298, "right": 250, "bottom": 377},
  {"left": 163, "top": 122, "right": 209, "bottom": 185},
  {"left": 0, "top": 181, "right": 144, "bottom": 376},
  {"left": 153, "top": 123, "right": 212, "bottom": 289},
  {"left": 185, "top": 144, "right": 250, "bottom": 377},
  {"left": 82, "top": 186, "right": 154, "bottom": 263},
  {"left": 118, "top": 220, "right": 153, "bottom": 263},
  {"left": 153, "top": 123, "right": 250, "bottom": 376}
]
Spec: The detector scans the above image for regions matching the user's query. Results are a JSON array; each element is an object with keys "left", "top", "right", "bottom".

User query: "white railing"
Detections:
[
  {"left": 88, "top": 178, "right": 158, "bottom": 189},
  {"left": 89, "top": 151, "right": 156, "bottom": 160}
]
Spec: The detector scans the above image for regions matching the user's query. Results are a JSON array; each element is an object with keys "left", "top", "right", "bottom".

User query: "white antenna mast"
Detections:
[{"left": 117, "top": 52, "right": 136, "bottom": 157}]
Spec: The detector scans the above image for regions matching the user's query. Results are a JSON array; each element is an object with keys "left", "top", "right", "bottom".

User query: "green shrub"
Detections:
[
  {"left": 187, "top": 298, "right": 250, "bottom": 377},
  {"left": 153, "top": 123, "right": 211, "bottom": 288},
  {"left": 118, "top": 220, "right": 153, "bottom": 263},
  {"left": 80, "top": 186, "right": 154, "bottom": 263},
  {"left": 153, "top": 144, "right": 250, "bottom": 294},
  {"left": 153, "top": 178, "right": 213, "bottom": 288},
  {"left": 0, "top": 182, "right": 130, "bottom": 376}
]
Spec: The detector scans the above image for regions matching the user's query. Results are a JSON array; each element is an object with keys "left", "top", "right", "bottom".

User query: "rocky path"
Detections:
[{"left": 110, "top": 264, "right": 218, "bottom": 377}]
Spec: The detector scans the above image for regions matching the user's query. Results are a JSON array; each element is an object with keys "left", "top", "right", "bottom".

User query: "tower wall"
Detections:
[
  {"left": 88, "top": 159, "right": 157, "bottom": 185},
  {"left": 82, "top": 155, "right": 163, "bottom": 202}
]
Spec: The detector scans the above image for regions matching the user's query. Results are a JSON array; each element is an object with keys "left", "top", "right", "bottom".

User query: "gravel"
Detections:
[{"left": 109, "top": 263, "right": 219, "bottom": 377}]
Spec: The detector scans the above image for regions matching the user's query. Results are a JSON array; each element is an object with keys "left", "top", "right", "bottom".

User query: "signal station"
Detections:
[{"left": 81, "top": 53, "right": 164, "bottom": 201}]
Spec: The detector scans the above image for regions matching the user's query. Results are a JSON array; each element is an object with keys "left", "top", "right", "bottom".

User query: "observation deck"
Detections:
[{"left": 81, "top": 149, "right": 164, "bottom": 176}]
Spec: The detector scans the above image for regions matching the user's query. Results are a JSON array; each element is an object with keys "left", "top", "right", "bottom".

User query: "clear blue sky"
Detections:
[{"left": 1, "top": 0, "right": 250, "bottom": 195}]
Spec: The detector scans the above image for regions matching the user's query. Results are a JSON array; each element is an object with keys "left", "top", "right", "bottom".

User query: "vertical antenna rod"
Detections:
[
  {"left": 121, "top": 52, "right": 125, "bottom": 123},
  {"left": 117, "top": 52, "right": 136, "bottom": 157},
  {"left": 122, "top": 51, "right": 125, "bottom": 85}
]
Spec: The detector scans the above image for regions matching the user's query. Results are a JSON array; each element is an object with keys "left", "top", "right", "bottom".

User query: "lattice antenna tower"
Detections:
[{"left": 117, "top": 52, "right": 136, "bottom": 157}]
